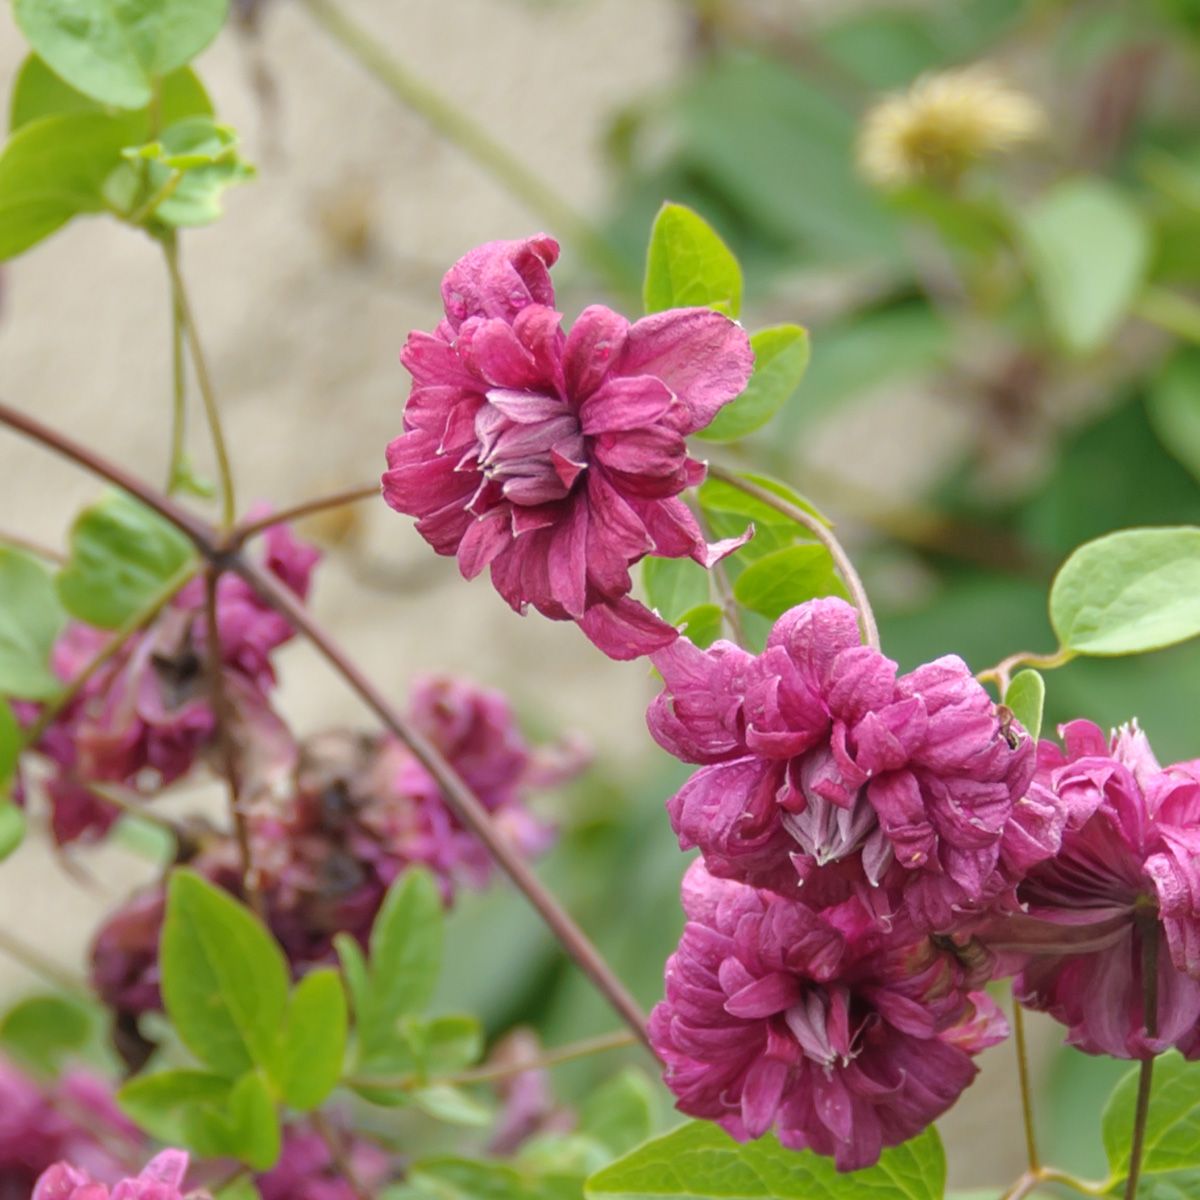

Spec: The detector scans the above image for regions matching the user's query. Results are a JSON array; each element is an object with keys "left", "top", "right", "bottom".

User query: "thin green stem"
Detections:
[
  {"left": 166, "top": 269, "right": 189, "bottom": 494},
  {"left": 347, "top": 1029, "right": 636, "bottom": 1092},
  {"left": 163, "top": 237, "right": 237, "bottom": 528},
  {"left": 129, "top": 170, "right": 183, "bottom": 226},
  {"left": 976, "top": 647, "right": 1076, "bottom": 696},
  {"left": 0, "top": 927, "right": 89, "bottom": 996},
  {"left": 231, "top": 482, "right": 380, "bottom": 546},
  {"left": 297, "top": 0, "right": 634, "bottom": 296},
  {"left": 1125, "top": 913, "right": 1161, "bottom": 1200},
  {"left": 705, "top": 463, "right": 880, "bottom": 650},
  {"left": 1012, "top": 994, "right": 1041, "bottom": 1172},
  {"left": 1135, "top": 287, "right": 1200, "bottom": 345}
]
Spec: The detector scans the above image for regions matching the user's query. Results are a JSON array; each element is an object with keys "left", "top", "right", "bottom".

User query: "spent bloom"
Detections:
[
  {"left": 382, "top": 235, "right": 754, "bottom": 659},
  {"left": 93, "top": 674, "right": 583, "bottom": 1016},
  {"left": 257, "top": 1123, "right": 392, "bottom": 1200},
  {"left": 648, "top": 598, "right": 1035, "bottom": 930},
  {"left": 21, "top": 524, "right": 318, "bottom": 845},
  {"left": 32, "top": 1150, "right": 199, "bottom": 1200},
  {"left": 858, "top": 65, "right": 1045, "bottom": 189},
  {"left": 649, "top": 861, "right": 1005, "bottom": 1171},
  {"left": 992, "top": 720, "right": 1200, "bottom": 1058}
]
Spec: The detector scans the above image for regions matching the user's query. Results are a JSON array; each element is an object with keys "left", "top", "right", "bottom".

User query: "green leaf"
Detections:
[
  {"left": 641, "top": 557, "right": 710, "bottom": 624},
  {"left": 696, "top": 325, "right": 810, "bottom": 443},
  {"left": 1050, "top": 527, "right": 1200, "bottom": 655},
  {"left": 410, "top": 1083, "right": 494, "bottom": 1127},
  {"left": 0, "top": 548, "right": 66, "bottom": 698},
  {"left": 698, "top": 473, "right": 828, "bottom": 562},
  {"left": 1148, "top": 350, "right": 1200, "bottom": 485},
  {"left": 14, "top": 0, "right": 230, "bottom": 110},
  {"left": 1004, "top": 669, "right": 1046, "bottom": 741},
  {"left": 216, "top": 1179, "right": 262, "bottom": 1200},
  {"left": 360, "top": 870, "right": 443, "bottom": 1056},
  {"left": 161, "top": 870, "right": 290, "bottom": 1079},
  {"left": 223, "top": 1071, "right": 281, "bottom": 1171},
  {"left": 1103, "top": 1052, "right": 1200, "bottom": 1196},
  {"left": 676, "top": 603, "right": 724, "bottom": 648},
  {"left": 414, "top": 1014, "right": 484, "bottom": 1074},
  {"left": 0, "top": 111, "right": 143, "bottom": 258},
  {"left": 0, "top": 804, "right": 25, "bottom": 861},
  {"left": 732, "top": 543, "right": 847, "bottom": 619},
  {"left": 1020, "top": 179, "right": 1150, "bottom": 355},
  {"left": 580, "top": 1069, "right": 658, "bottom": 1158},
  {"left": 0, "top": 995, "right": 93, "bottom": 1073},
  {"left": 10, "top": 55, "right": 212, "bottom": 131},
  {"left": 128, "top": 116, "right": 254, "bottom": 227},
  {"left": 58, "top": 490, "right": 195, "bottom": 629},
  {"left": 117, "top": 1068, "right": 232, "bottom": 1143},
  {"left": 276, "top": 968, "right": 347, "bottom": 1111},
  {"left": 643, "top": 202, "right": 743, "bottom": 316},
  {"left": 585, "top": 1121, "right": 944, "bottom": 1199},
  {"left": 0, "top": 698, "right": 21, "bottom": 786}
]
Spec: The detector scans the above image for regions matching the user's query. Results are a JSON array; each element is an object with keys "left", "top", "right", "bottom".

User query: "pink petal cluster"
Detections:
[
  {"left": 382, "top": 235, "right": 754, "bottom": 659},
  {"left": 32, "top": 1150, "right": 198, "bottom": 1200},
  {"left": 22, "top": 525, "right": 318, "bottom": 844},
  {"left": 992, "top": 720, "right": 1200, "bottom": 1058},
  {"left": 649, "top": 598, "right": 1035, "bottom": 929},
  {"left": 92, "top": 674, "right": 584, "bottom": 1018},
  {"left": 0, "top": 1059, "right": 143, "bottom": 1200},
  {"left": 257, "top": 1123, "right": 392, "bottom": 1200},
  {"left": 649, "top": 860, "right": 1006, "bottom": 1171}
]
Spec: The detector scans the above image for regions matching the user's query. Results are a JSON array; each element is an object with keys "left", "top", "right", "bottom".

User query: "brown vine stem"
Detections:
[
  {"left": 203, "top": 566, "right": 265, "bottom": 919},
  {"left": 0, "top": 531, "right": 64, "bottom": 563},
  {"left": 0, "top": 927, "right": 89, "bottom": 996},
  {"left": 347, "top": 1028, "right": 637, "bottom": 1092},
  {"left": 232, "top": 482, "right": 381, "bottom": 546},
  {"left": 0, "top": 398, "right": 652, "bottom": 1053},
  {"left": 1125, "top": 910, "right": 1161, "bottom": 1200},
  {"left": 1012, "top": 994, "right": 1041, "bottom": 1173},
  {"left": 162, "top": 237, "right": 237, "bottom": 529},
  {"left": 705, "top": 463, "right": 880, "bottom": 650}
]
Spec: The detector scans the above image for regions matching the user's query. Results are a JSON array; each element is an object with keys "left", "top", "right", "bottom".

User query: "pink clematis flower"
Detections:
[
  {"left": 649, "top": 860, "right": 1006, "bottom": 1171},
  {"left": 382, "top": 235, "right": 754, "bottom": 659},
  {"left": 32, "top": 1149, "right": 196, "bottom": 1200},
  {"left": 648, "top": 598, "right": 1036, "bottom": 930},
  {"left": 993, "top": 720, "right": 1200, "bottom": 1058}
]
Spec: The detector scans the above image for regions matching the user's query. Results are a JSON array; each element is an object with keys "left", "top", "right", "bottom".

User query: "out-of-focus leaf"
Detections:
[
  {"left": 697, "top": 325, "right": 810, "bottom": 443},
  {"left": 0, "top": 805, "right": 25, "bottom": 861},
  {"left": 0, "top": 548, "right": 65, "bottom": 699},
  {"left": 1020, "top": 179, "right": 1150, "bottom": 355},
  {"left": 276, "top": 968, "right": 346, "bottom": 1111},
  {"left": 580, "top": 1068, "right": 658, "bottom": 1157},
  {"left": 117, "top": 1068, "right": 232, "bottom": 1144},
  {"left": 410, "top": 1084, "right": 494, "bottom": 1127},
  {"left": 641, "top": 557, "right": 710, "bottom": 623},
  {"left": 643, "top": 202, "right": 742, "bottom": 316},
  {"left": 1050, "top": 527, "right": 1200, "bottom": 655},
  {"left": 13, "top": 0, "right": 229, "bottom": 109},
  {"left": 1147, "top": 350, "right": 1200, "bottom": 485},
  {"left": 0, "top": 995, "right": 93, "bottom": 1073}
]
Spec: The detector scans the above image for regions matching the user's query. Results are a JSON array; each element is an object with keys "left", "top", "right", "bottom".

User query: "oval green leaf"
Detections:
[
  {"left": 696, "top": 325, "right": 810, "bottom": 443},
  {"left": 584, "top": 1120, "right": 945, "bottom": 1199},
  {"left": 14, "top": 0, "right": 230, "bottom": 110},
  {"left": 1049, "top": 527, "right": 1200, "bottom": 655},
  {"left": 1020, "top": 179, "right": 1149, "bottom": 356},
  {"left": 1147, "top": 349, "right": 1200, "bottom": 485},
  {"left": 644, "top": 202, "right": 743, "bottom": 317},
  {"left": 276, "top": 968, "right": 347, "bottom": 1111},
  {"left": 0, "top": 549, "right": 66, "bottom": 699},
  {"left": 1003, "top": 669, "right": 1045, "bottom": 741},
  {"left": 677, "top": 603, "right": 724, "bottom": 649},
  {"left": 161, "top": 870, "right": 290, "bottom": 1079},
  {"left": 58, "top": 490, "right": 195, "bottom": 629},
  {"left": 0, "top": 994, "right": 93, "bottom": 1073},
  {"left": 733, "top": 543, "right": 847, "bottom": 620},
  {"left": 642, "top": 556, "right": 710, "bottom": 623}
]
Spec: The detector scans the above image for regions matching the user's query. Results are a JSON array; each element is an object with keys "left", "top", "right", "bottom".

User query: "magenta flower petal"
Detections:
[{"left": 441, "top": 234, "right": 559, "bottom": 329}]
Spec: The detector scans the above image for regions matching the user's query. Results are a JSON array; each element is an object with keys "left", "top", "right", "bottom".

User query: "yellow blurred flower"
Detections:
[{"left": 857, "top": 66, "right": 1046, "bottom": 189}]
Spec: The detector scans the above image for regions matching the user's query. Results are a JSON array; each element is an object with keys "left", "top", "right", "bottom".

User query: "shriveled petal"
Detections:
[
  {"left": 440, "top": 234, "right": 559, "bottom": 329},
  {"left": 619, "top": 309, "right": 754, "bottom": 432}
]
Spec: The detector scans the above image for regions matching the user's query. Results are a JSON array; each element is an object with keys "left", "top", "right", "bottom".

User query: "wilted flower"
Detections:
[
  {"left": 32, "top": 1149, "right": 197, "bottom": 1200},
  {"left": 92, "top": 674, "right": 584, "bottom": 1016},
  {"left": 22, "top": 524, "right": 318, "bottom": 844},
  {"left": 257, "top": 1123, "right": 392, "bottom": 1200},
  {"left": 382, "top": 235, "right": 754, "bottom": 659},
  {"left": 988, "top": 721, "right": 1200, "bottom": 1058},
  {"left": 649, "top": 861, "right": 1005, "bottom": 1171},
  {"left": 649, "top": 598, "right": 1035, "bottom": 930},
  {"left": 0, "top": 1059, "right": 144, "bottom": 1200},
  {"left": 858, "top": 65, "right": 1045, "bottom": 189}
]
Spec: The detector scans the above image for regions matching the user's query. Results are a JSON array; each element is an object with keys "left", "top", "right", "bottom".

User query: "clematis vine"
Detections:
[
  {"left": 649, "top": 860, "right": 1006, "bottom": 1170},
  {"left": 648, "top": 597, "right": 1036, "bottom": 930},
  {"left": 382, "top": 235, "right": 754, "bottom": 659}
]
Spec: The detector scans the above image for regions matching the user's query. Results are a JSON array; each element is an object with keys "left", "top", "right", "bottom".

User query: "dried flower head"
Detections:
[{"left": 857, "top": 65, "right": 1045, "bottom": 189}]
